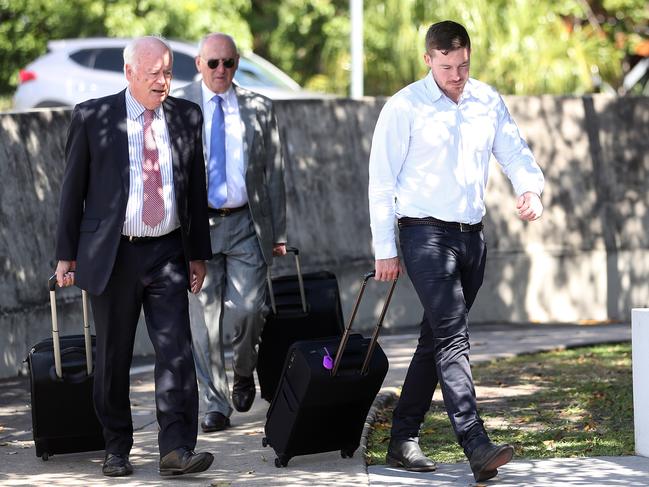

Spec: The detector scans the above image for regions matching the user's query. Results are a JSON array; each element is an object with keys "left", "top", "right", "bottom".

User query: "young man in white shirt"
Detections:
[{"left": 368, "top": 20, "right": 544, "bottom": 482}]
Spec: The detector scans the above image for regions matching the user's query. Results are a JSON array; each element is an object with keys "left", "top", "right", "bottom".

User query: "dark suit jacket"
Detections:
[
  {"left": 55, "top": 90, "right": 212, "bottom": 295},
  {"left": 172, "top": 82, "right": 286, "bottom": 265}
]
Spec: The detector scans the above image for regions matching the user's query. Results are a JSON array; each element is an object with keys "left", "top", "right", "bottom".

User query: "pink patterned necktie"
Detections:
[{"left": 141, "top": 109, "right": 164, "bottom": 228}]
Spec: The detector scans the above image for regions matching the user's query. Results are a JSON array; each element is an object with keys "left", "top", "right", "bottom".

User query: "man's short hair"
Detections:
[
  {"left": 425, "top": 20, "right": 471, "bottom": 54},
  {"left": 123, "top": 35, "right": 173, "bottom": 70}
]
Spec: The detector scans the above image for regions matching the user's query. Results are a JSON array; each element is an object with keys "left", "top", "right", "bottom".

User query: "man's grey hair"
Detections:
[{"left": 123, "top": 35, "right": 173, "bottom": 71}]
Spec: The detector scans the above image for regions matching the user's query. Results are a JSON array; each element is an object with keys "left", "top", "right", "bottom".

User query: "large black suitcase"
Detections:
[
  {"left": 26, "top": 276, "right": 104, "bottom": 460},
  {"left": 262, "top": 271, "right": 396, "bottom": 467},
  {"left": 257, "top": 247, "right": 344, "bottom": 401}
]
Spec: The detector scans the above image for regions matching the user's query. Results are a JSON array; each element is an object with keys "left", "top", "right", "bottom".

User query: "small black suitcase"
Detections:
[
  {"left": 26, "top": 276, "right": 104, "bottom": 460},
  {"left": 257, "top": 247, "right": 344, "bottom": 401},
  {"left": 262, "top": 271, "right": 396, "bottom": 467}
]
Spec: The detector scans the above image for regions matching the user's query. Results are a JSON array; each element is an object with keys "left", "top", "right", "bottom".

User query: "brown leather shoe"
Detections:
[
  {"left": 102, "top": 453, "right": 133, "bottom": 477},
  {"left": 201, "top": 411, "right": 231, "bottom": 433},
  {"left": 232, "top": 373, "right": 255, "bottom": 412},
  {"left": 469, "top": 442, "right": 514, "bottom": 481},
  {"left": 159, "top": 447, "right": 214, "bottom": 476},
  {"left": 385, "top": 437, "right": 437, "bottom": 472}
]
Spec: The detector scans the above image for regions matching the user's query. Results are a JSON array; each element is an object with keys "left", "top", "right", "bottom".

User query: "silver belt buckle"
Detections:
[{"left": 460, "top": 222, "right": 470, "bottom": 232}]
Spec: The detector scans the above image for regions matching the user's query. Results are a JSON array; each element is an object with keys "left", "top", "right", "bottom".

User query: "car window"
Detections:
[
  {"left": 172, "top": 52, "right": 197, "bottom": 82},
  {"left": 93, "top": 48, "right": 124, "bottom": 73},
  {"left": 235, "top": 58, "right": 296, "bottom": 90},
  {"left": 67, "top": 46, "right": 197, "bottom": 80},
  {"left": 69, "top": 49, "right": 95, "bottom": 68}
]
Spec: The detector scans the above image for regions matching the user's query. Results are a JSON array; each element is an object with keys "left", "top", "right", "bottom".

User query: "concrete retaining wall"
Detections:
[{"left": 1, "top": 94, "right": 648, "bottom": 378}]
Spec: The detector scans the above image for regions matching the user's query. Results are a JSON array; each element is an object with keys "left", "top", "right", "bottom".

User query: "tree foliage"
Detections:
[
  {"left": 0, "top": 0, "right": 253, "bottom": 94},
  {"left": 269, "top": 0, "right": 648, "bottom": 96},
  {"left": 0, "top": 0, "right": 647, "bottom": 96}
]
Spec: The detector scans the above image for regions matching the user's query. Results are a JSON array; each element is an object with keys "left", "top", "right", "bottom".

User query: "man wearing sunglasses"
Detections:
[{"left": 173, "top": 33, "right": 286, "bottom": 433}]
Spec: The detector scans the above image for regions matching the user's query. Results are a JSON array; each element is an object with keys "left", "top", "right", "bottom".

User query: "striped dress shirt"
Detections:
[{"left": 122, "top": 89, "right": 179, "bottom": 237}]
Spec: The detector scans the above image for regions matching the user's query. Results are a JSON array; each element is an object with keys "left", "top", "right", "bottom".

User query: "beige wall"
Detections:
[{"left": 1, "top": 94, "right": 648, "bottom": 378}]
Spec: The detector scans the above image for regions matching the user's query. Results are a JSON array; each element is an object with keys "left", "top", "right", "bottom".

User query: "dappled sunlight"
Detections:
[
  {"left": 5, "top": 94, "right": 646, "bottom": 382},
  {"left": 0, "top": 322, "right": 635, "bottom": 485},
  {"left": 370, "top": 457, "right": 649, "bottom": 486},
  {"left": 475, "top": 94, "right": 649, "bottom": 324}
]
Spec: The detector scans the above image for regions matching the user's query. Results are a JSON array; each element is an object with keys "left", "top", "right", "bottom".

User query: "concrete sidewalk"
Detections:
[{"left": 0, "top": 322, "right": 646, "bottom": 486}]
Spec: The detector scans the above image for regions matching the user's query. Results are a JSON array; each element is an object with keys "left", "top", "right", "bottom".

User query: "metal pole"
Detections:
[{"left": 350, "top": 0, "right": 364, "bottom": 99}]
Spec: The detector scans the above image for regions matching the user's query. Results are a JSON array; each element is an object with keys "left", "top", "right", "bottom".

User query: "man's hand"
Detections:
[
  {"left": 189, "top": 260, "right": 207, "bottom": 294},
  {"left": 272, "top": 243, "right": 287, "bottom": 257},
  {"left": 516, "top": 192, "right": 543, "bottom": 221},
  {"left": 55, "top": 260, "right": 76, "bottom": 287},
  {"left": 375, "top": 257, "right": 400, "bottom": 281}
]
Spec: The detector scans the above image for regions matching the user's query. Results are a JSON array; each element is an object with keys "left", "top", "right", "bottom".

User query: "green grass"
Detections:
[{"left": 366, "top": 343, "right": 634, "bottom": 465}]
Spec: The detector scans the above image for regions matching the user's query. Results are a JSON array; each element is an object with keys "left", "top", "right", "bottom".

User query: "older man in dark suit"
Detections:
[
  {"left": 173, "top": 33, "right": 286, "bottom": 433},
  {"left": 54, "top": 36, "right": 213, "bottom": 478}
]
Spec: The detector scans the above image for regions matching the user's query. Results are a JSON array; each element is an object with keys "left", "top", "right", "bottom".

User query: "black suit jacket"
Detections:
[{"left": 55, "top": 90, "right": 212, "bottom": 295}]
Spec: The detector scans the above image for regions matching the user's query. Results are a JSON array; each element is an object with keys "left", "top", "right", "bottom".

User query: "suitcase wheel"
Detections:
[
  {"left": 341, "top": 448, "right": 355, "bottom": 459},
  {"left": 262, "top": 437, "right": 268, "bottom": 448},
  {"left": 274, "top": 456, "right": 289, "bottom": 468},
  {"left": 41, "top": 452, "right": 49, "bottom": 461}
]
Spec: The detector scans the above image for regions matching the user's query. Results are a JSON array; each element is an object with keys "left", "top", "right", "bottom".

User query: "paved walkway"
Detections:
[{"left": 1, "top": 322, "right": 647, "bottom": 486}]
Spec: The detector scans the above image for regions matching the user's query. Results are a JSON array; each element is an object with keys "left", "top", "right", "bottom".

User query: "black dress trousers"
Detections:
[{"left": 90, "top": 230, "right": 198, "bottom": 457}]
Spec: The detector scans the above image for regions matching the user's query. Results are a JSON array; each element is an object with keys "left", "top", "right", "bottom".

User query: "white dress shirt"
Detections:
[
  {"left": 122, "top": 89, "right": 179, "bottom": 237},
  {"left": 368, "top": 72, "right": 545, "bottom": 259},
  {"left": 201, "top": 82, "right": 247, "bottom": 208}
]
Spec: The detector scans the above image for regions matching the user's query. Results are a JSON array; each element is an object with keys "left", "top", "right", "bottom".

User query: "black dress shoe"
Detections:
[
  {"left": 232, "top": 373, "right": 255, "bottom": 412},
  {"left": 102, "top": 453, "right": 133, "bottom": 477},
  {"left": 159, "top": 447, "right": 214, "bottom": 476},
  {"left": 201, "top": 411, "right": 231, "bottom": 432},
  {"left": 385, "top": 437, "right": 437, "bottom": 472},
  {"left": 469, "top": 442, "right": 514, "bottom": 481}
]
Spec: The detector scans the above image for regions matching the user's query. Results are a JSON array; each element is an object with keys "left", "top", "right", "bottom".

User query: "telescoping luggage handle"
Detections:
[
  {"left": 331, "top": 271, "right": 397, "bottom": 377},
  {"left": 266, "top": 246, "right": 307, "bottom": 314},
  {"left": 48, "top": 275, "right": 93, "bottom": 379}
]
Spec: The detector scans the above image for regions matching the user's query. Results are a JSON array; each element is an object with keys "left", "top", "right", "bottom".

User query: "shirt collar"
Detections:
[
  {"left": 423, "top": 71, "right": 477, "bottom": 105},
  {"left": 423, "top": 71, "right": 443, "bottom": 103},
  {"left": 201, "top": 82, "right": 235, "bottom": 105},
  {"left": 460, "top": 79, "right": 476, "bottom": 101},
  {"left": 125, "top": 88, "right": 163, "bottom": 120}
]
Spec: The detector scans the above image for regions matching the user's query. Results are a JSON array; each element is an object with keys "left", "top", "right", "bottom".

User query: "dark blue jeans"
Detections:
[{"left": 391, "top": 223, "right": 489, "bottom": 455}]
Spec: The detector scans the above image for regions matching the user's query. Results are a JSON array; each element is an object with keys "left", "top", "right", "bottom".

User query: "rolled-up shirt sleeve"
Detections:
[
  {"left": 368, "top": 97, "right": 411, "bottom": 260},
  {"left": 492, "top": 97, "right": 545, "bottom": 197}
]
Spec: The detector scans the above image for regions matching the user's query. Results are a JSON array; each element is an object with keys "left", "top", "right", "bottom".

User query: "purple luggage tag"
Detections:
[{"left": 322, "top": 347, "right": 333, "bottom": 370}]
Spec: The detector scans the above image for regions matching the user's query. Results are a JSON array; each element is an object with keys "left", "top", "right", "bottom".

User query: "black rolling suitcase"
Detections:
[
  {"left": 262, "top": 271, "right": 396, "bottom": 467},
  {"left": 257, "top": 247, "right": 344, "bottom": 401},
  {"left": 26, "top": 276, "right": 104, "bottom": 460}
]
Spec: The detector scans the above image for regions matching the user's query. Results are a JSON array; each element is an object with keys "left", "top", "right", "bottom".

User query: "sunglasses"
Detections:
[{"left": 204, "top": 58, "right": 236, "bottom": 70}]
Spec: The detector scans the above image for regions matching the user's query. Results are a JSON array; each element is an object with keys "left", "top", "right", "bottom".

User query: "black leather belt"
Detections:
[
  {"left": 121, "top": 228, "right": 180, "bottom": 243},
  {"left": 398, "top": 216, "right": 483, "bottom": 233},
  {"left": 208, "top": 205, "right": 248, "bottom": 217}
]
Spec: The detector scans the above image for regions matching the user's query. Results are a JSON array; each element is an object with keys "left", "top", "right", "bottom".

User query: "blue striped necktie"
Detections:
[{"left": 208, "top": 94, "right": 227, "bottom": 208}]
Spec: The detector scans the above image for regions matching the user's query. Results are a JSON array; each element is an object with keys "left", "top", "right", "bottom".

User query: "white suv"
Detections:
[{"left": 13, "top": 37, "right": 308, "bottom": 110}]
